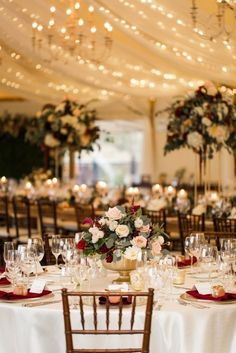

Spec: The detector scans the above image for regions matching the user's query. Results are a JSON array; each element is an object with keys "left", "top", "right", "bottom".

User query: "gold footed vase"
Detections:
[{"left": 102, "top": 257, "right": 137, "bottom": 283}]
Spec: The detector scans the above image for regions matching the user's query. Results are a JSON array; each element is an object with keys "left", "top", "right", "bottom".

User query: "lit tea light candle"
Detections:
[
  {"left": 25, "top": 181, "right": 32, "bottom": 190},
  {"left": 152, "top": 184, "right": 163, "bottom": 194},
  {"left": 177, "top": 189, "right": 188, "bottom": 199},
  {"left": 52, "top": 177, "right": 58, "bottom": 185},
  {"left": 46, "top": 179, "right": 52, "bottom": 186},
  {"left": 0, "top": 176, "right": 7, "bottom": 184},
  {"left": 165, "top": 185, "right": 176, "bottom": 197},
  {"left": 209, "top": 191, "right": 219, "bottom": 203},
  {"left": 80, "top": 184, "right": 87, "bottom": 193},
  {"left": 73, "top": 184, "right": 80, "bottom": 192}
]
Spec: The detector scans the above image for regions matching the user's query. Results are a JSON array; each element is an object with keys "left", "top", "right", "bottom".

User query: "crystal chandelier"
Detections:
[
  {"left": 190, "top": 0, "right": 236, "bottom": 42},
  {"left": 31, "top": 1, "right": 113, "bottom": 64}
]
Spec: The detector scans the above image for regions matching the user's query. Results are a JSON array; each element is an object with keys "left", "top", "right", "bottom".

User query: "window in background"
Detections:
[{"left": 63, "top": 126, "right": 143, "bottom": 186}]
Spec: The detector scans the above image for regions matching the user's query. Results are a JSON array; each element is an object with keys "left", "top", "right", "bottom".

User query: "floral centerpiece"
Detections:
[
  {"left": 163, "top": 82, "right": 236, "bottom": 159},
  {"left": 77, "top": 205, "right": 169, "bottom": 263},
  {"left": 26, "top": 99, "right": 101, "bottom": 154}
]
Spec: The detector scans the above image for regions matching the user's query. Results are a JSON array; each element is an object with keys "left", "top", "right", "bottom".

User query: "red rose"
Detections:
[
  {"left": 77, "top": 239, "right": 86, "bottom": 250},
  {"left": 83, "top": 217, "right": 94, "bottom": 225},
  {"left": 99, "top": 244, "right": 109, "bottom": 254},
  {"left": 105, "top": 254, "right": 113, "bottom": 263}
]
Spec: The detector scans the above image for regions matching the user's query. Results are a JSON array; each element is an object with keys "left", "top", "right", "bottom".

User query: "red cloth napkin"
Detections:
[
  {"left": 99, "top": 296, "right": 132, "bottom": 305},
  {"left": 177, "top": 256, "right": 197, "bottom": 268},
  {"left": 186, "top": 290, "right": 236, "bottom": 302},
  {"left": 0, "top": 277, "right": 10, "bottom": 286},
  {"left": 0, "top": 289, "right": 52, "bottom": 301},
  {"left": 0, "top": 267, "right": 5, "bottom": 273}
]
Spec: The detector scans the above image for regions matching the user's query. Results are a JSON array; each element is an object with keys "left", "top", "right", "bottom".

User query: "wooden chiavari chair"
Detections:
[
  {"left": 204, "top": 231, "right": 236, "bottom": 249},
  {"left": 143, "top": 208, "right": 167, "bottom": 230},
  {"left": 178, "top": 212, "right": 205, "bottom": 254},
  {"left": 0, "top": 195, "right": 14, "bottom": 240},
  {"left": 62, "top": 288, "right": 154, "bottom": 353},
  {"left": 213, "top": 217, "right": 236, "bottom": 233},
  {"left": 74, "top": 203, "right": 95, "bottom": 232},
  {"left": 37, "top": 198, "right": 60, "bottom": 237},
  {"left": 12, "top": 196, "right": 38, "bottom": 243}
]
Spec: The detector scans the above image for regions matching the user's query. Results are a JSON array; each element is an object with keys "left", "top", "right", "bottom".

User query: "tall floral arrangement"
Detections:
[
  {"left": 26, "top": 99, "right": 101, "bottom": 154},
  {"left": 163, "top": 82, "right": 236, "bottom": 159},
  {"left": 77, "top": 205, "right": 169, "bottom": 263}
]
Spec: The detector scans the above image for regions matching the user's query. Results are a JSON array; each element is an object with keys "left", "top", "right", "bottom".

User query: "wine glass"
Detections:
[
  {"left": 5, "top": 250, "right": 21, "bottom": 286},
  {"left": 184, "top": 236, "right": 195, "bottom": 272},
  {"left": 27, "top": 238, "right": 44, "bottom": 276},
  {"left": 199, "top": 244, "right": 218, "bottom": 279},
  {"left": 18, "top": 246, "right": 36, "bottom": 286},
  {"left": 3, "top": 241, "right": 14, "bottom": 264},
  {"left": 51, "top": 234, "right": 61, "bottom": 267}
]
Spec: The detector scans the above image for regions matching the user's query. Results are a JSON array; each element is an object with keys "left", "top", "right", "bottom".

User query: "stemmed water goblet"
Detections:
[
  {"left": 18, "top": 245, "right": 36, "bottom": 286},
  {"left": 5, "top": 250, "right": 21, "bottom": 286},
  {"left": 199, "top": 244, "right": 218, "bottom": 280},
  {"left": 51, "top": 234, "right": 61, "bottom": 268},
  {"left": 27, "top": 237, "right": 44, "bottom": 276}
]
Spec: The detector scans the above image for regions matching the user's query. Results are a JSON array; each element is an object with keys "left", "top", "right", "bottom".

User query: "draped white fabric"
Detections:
[{"left": 0, "top": 1, "right": 236, "bottom": 118}]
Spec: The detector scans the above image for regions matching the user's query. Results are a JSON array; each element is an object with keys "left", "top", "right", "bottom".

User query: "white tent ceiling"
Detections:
[{"left": 0, "top": 0, "right": 236, "bottom": 119}]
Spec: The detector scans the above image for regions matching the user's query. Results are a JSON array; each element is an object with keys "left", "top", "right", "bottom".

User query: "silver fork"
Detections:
[{"left": 22, "top": 299, "right": 61, "bottom": 307}]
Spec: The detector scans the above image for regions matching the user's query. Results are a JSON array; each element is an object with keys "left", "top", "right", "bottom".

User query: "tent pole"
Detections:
[{"left": 148, "top": 98, "right": 157, "bottom": 182}]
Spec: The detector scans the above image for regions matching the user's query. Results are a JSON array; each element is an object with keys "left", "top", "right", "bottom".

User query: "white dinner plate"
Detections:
[
  {"left": 0, "top": 292, "right": 54, "bottom": 304},
  {"left": 180, "top": 292, "right": 236, "bottom": 305}
]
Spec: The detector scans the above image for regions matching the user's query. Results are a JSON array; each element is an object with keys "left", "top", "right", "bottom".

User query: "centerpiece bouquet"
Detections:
[
  {"left": 163, "top": 82, "right": 236, "bottom": 159},
  {"left": 77, "top": 205, "right": 169, "bottom": 263}
]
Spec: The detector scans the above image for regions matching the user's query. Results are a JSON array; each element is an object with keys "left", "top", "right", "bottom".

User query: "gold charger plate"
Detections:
[
  {"left": 180, "top": 292, "right": 236, "bottom": 305},
  {"left": 0, "top": 292, "right": 54, "bottom": 304}
]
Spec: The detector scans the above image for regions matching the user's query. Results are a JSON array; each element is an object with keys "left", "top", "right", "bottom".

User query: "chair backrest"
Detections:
[
  {"left": 74, "top": 203, "right": 94, "bottom": 231},
  {"left": 37, "top": 199, "right": 58, "bottom": 236},
  {"left": 143, "top": 209, "right": 166, "bottom": 230},
  {"left": 12, "top": 196, "right": 33, "bottom": 239},
  {"left": 204, "top": 231, "right": 236, "bottom": 249},
  {"left": 178, "top": 212, "right": 205, "bottom": 254},
  {"left": 213, "top": 217, "right": 236, "bottom": 232},
  {"left": 0, "top": 195, "right": 11, "bottom": 235},
  {"left": 42, "top": 233, "right": 75, "bottom": 266},
  {"left": 62, "top": 288, "right": 154, "bottom": 353}
]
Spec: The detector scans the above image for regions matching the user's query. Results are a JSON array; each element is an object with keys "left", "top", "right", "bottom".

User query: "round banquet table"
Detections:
[{"left": 0, "top": 268, "right": 236, "bottom": 353}]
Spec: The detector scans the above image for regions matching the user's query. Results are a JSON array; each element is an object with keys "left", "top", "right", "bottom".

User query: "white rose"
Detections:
[
  {"left": 44, "top": 134, "right": 60, "bottom": 148},
  {"left": 204, "top": 81, "right": 217, "bottom": 96},
  {"left": 202, "top": 117, "right": 212, "bottom": 127},
  {"left": 134, "top": 217, "right": 143, "bottom": 228},
  {"left": 55, "top": 102, "right": 65, "bottom": 112},
  {"left": 89, "top": 226, "right": 104, "bottom": 243},
  {"left": 108, "top": 220, "right": 118, "bottom": 231},
  {"left": 194, "top": 106, "right": 204, "bottom": 115},
  {"left": 157, "top": 235, "right": 164, "bottom": 245},
  {"left": 98, "top": 217, "right": 106, "bottom": 226},
  {"left": 105, "top": 207, "right": 124, "bottom": 220},
  {"left": 187, "top": 132, "right": 203, "bottom": 150},
  {"left": 115, "top": 225, "right": 129, "bottom": 238},
  {"left": 123, "top": 246, "right": 140, "bottom": 260}
]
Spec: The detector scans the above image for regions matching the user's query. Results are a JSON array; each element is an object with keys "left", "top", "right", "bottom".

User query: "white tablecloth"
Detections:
[{"left": 0, "top": 269, "right": 236, "bottom": 353}]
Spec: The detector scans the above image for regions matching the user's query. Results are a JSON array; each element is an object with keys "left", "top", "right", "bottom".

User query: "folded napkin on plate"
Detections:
[
  {"left": 0, "top": 289, "right": 52, "bottom": 301},
  {"left": 186, "top": 290, "right": 236, "bottom": 302},
  {"left": 177, "top": 256, "right": 197, "bottom": 268},
  {"left": 99, "top": 295, "right": 132, "bottom": 306},
  {"left": 0, "top": 277, "right": 10, "bottom": 286}
]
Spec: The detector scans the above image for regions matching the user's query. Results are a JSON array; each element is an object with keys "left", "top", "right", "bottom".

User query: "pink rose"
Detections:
[
  {"left": 151, "top": 240, "right": 162, "bottom": 256},
  {"left": 140, "top": 224, "right": 150, "bottom": 233},
  {"left": 131, "top": 235, "right": 147, "bottom": 248},
  {"left": 105, "top": 207, "right": 124, "bottom": 220}
]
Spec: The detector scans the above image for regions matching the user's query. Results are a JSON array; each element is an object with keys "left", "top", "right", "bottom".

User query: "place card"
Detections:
[
  {"left": 108, "top": 283, "right": 129, "bottom": 292},
  {"left": 30, "top": 279, "right": 46, "bottom": 294},
  {"left": 194, "top": 283, "right": 211, "bottom": 295}
]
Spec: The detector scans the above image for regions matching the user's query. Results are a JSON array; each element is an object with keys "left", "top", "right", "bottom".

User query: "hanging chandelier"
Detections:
[
  {"left": 190, "top": 0, "right": 236, "bottom": 42},
  {"left": 31, "top": 1, "right": 113, "bottom": 64}
]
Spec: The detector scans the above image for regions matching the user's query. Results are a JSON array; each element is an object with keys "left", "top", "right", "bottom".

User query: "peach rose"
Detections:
[
  {"left": 151, "top": 240, "right": 162, "bottom": 256},
  {"left": 106, "top": 207, "right": 124, "bottom": 220},
  {"left": 131, "top": 235, "right": 147, "bottom": 248}
]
